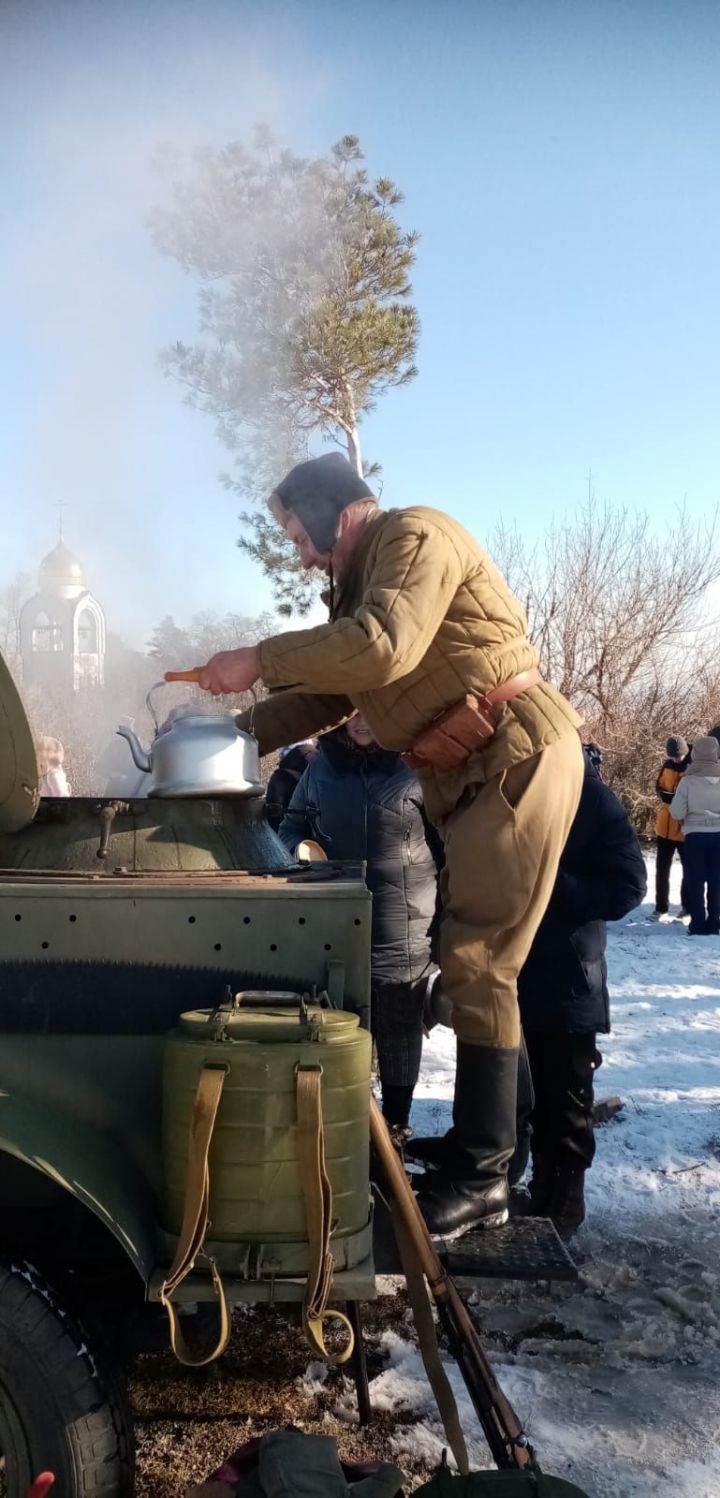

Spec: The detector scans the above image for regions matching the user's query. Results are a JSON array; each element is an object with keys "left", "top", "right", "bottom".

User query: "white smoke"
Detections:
[{"left": 1, "top": 1, "right": 330, "bottom": 647}]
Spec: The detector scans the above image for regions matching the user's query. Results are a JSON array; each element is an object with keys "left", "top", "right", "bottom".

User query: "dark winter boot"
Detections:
[
  {"left": 414, "top": 1043, "right": 517, "bottom": 1240},
  {"left": 407, "top": 1035, "right": 534, "bottom": 1179},
  {"left": 508, "top": 1033, "right": 534, "bottom": 1187},
  {"left": 408, "top": 1119, "right": 531, "bottom": 1180},
  {"left": 548, "top": 1165, "right": 586, "bottom": 1240},
  {"left": 404, "top": 1130, "right": 454, "bottom": 1171},
  {"left": 527, "top": 1151, "right": 558, "bottom": 1216},
  {"left": 381, "top": 1084, "right": 415, "bottom": 1146},
  {"left": 508, "top": 1125, "right": 532, "bottom": 1188}
]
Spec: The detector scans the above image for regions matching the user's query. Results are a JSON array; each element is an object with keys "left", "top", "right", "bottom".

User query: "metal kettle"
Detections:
[{"left": 117, "top": 685, "right": 262, "bottom": 799}]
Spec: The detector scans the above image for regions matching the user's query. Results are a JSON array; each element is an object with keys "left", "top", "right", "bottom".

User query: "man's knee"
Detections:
[{"left": 451, "top": 997, "right": 521, "bottom": 1049}]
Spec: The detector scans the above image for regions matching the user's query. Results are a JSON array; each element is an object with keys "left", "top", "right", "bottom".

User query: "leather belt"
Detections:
[
  {"left": 483, "top": 666, "right": 542, "bottom": 706},
  {"left": 403, "top": 668, "right": 544, "bottom": 772}
]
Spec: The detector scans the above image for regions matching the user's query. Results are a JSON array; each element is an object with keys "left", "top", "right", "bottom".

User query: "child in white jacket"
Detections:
[{"left": 670, "top": 737, "right": 720, "bottom": 934}]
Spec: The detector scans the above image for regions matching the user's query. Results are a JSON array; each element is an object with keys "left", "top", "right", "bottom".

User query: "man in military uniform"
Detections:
[{"left": 197, "top": 453, "right": 584, "bottom": 1239}]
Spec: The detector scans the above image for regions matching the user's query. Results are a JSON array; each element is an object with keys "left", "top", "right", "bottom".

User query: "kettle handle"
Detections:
[
  {"left": 162, "top": 671, "right": 258, "bottom": 701},
  {"left": 148, "top": 678, "right": 259, "bottom": 732},
  {"left": 145, "top": 680, "right": 170, "bottom": 733}
]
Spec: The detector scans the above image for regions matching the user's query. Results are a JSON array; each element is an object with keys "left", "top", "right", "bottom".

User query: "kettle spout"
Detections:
[{"left": 116, "top": 725, "right": 151, "bottom": 774}]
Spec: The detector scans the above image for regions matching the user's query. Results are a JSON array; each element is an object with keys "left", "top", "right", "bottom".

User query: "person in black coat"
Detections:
[
  {"left": 278, "top": 713, "right": 441, "bottom": 1131},
  {"left": 264, "top": 740, "right": 317, "bottom": 831},
  {"left": 518, "top": 749, "right": 647, "bottom": 1236}
]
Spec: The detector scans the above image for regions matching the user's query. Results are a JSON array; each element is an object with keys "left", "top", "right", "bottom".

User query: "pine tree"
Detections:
[
  {"left": 146, "top": 615, "right": 193, "bottom": 667},
  {"left": 151, "top": 130, "right": 419, "bottom": 612}
]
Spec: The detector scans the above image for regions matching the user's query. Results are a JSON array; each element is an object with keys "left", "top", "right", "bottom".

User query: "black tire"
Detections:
[{"left": 0, "top": 1258, "right": 134, "bottom": 1497}]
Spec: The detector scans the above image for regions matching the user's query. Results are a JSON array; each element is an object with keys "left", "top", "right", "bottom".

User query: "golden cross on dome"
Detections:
[{"left": 53, "top": 498, "right": 70, "bottom": 542}]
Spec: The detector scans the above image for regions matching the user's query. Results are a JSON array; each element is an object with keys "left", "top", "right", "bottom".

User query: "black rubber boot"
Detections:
[
  {"left": 508, "top": 1033, "right": 534, "bottom": 1187},
  {"left": 381, "top": 1084, "right": 414, "bottom": 1129},
  {"left": 407, "top": 1035, "right": 533, "bottom": 1181},
  {"left": 548, "top": 1166, "right": 586, "bottom": 1240},
  {"left": 527, "top": 1151, "right": 557, "bottom": 1216},
  {"left": 409, "top": 1121, "right": 533, "bottom": 1183},
  {"left": 404, "top": 1131, "right": 453, "bottom": 1170},
  {"left": 415, "top": 1042, "right": 518, "bottom": 1241}
]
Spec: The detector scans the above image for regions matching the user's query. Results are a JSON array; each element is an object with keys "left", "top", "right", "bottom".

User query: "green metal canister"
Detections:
[{"left": 162, "top": 998, "right": 371, "bottom": 1253}]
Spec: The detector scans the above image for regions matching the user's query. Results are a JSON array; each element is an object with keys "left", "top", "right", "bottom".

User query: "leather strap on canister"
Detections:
[
  {"left": 295, "top": 1064, "right": 355, "bottom": 1364},
  {"left": 160, "top": 1063, "right": 231, "bottom": 1368}
]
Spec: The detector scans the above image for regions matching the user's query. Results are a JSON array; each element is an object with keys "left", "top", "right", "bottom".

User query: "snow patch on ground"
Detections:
[{"left": 344, "top": 854, "right": 720, "bottom": 1496}]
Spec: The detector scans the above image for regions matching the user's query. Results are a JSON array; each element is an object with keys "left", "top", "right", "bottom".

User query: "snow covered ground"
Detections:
[
  {"left": 374, "top": 854, "right": 720, "bottom": 1497},
  {"left": 137, "top": 854, "right": 720, "bottom": 1498}
]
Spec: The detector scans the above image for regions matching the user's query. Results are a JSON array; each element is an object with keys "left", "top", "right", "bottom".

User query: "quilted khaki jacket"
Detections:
[{"left": 243, "top": 506, "right": 581, "bottom": 821}]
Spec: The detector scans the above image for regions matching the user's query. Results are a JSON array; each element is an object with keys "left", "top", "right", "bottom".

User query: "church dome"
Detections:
[{"left": 39, "top": 542, "right": 86, "bottom": 592}]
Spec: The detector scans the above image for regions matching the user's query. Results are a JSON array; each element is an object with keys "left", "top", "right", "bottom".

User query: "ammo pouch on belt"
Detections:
[
  {"left": 403, "top": 670, "right": 543, "bottom": 771},
  {"left": 403, "top": 694, "right": 496, "bottom": 771},
  {"left": 159, "top": 998, "right": 372, "bottom": 1368}
]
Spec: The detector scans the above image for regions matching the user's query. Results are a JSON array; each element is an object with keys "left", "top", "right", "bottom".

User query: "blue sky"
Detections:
[{"left": 2, "top": 0, "right": 719, "bottom": 647}]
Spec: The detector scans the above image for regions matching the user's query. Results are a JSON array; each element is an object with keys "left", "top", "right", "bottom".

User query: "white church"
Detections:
[{"left": 19, "top": 539, "right": 106, "bottom": 693}]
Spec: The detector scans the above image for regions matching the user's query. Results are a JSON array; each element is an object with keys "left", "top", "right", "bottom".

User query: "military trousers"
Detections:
[{"left": 437, "top": 732, "right": 584, "bottom": 1049}]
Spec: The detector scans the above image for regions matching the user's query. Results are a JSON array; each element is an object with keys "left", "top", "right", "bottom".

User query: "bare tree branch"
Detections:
[{"left": 489, "top": 498, "right": 720, "bottom": 828}]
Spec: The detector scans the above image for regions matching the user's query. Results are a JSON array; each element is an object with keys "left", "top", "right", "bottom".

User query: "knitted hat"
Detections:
[
  {"left": 666, "top": 735, "right": 689, "bottom": 759},
  {"left": 685, "top": 735, "right": 720, "bottom": 775},
  {"left": 272, "top": 453, "right": 374, "bottom": 552}
]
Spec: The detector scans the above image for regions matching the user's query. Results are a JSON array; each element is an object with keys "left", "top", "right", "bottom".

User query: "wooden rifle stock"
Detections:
[{"left": 370, "top": 1097, "right": 535, "bottom": 1472}]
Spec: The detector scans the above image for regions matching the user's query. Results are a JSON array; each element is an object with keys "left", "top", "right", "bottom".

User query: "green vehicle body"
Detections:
[
  {"left": 0, "top": 654, "right": 375, "bottom": 1323},
  {"left": 0, "top": 858, "right": 374, "bottom": 1305}
]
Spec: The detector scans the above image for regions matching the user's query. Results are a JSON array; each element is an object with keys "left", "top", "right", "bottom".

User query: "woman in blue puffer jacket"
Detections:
[{"left": 278, "top": 713, "right": 441, "bottom": 1132}]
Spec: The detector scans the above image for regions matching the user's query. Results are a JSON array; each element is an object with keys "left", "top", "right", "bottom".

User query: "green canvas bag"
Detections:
[{"left": 414, "top": 1463, "right": 593, "bottom": 1498}]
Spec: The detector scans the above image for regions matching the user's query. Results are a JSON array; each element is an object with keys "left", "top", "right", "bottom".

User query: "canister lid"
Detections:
[
  {"left": 177, "top": 998, "right": 360, "bottom": 1044},
  {"left": 0, "top": 649, "right": 39, "bottom": 832}
]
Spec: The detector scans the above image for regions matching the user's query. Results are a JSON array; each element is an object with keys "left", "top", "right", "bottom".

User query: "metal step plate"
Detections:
[{"left": 373, "top": 1194, "right": 578, "bottom": 1282}]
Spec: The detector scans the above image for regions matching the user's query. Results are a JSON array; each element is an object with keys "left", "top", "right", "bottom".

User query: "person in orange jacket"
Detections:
[{"left": 653, "top": 735, "right": 690, "bottom": 918}]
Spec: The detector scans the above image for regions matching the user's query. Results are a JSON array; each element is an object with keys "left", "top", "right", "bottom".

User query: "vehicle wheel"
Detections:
[{"left": 0, "top": 1258, "right": 134, "bottom": 1497}]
